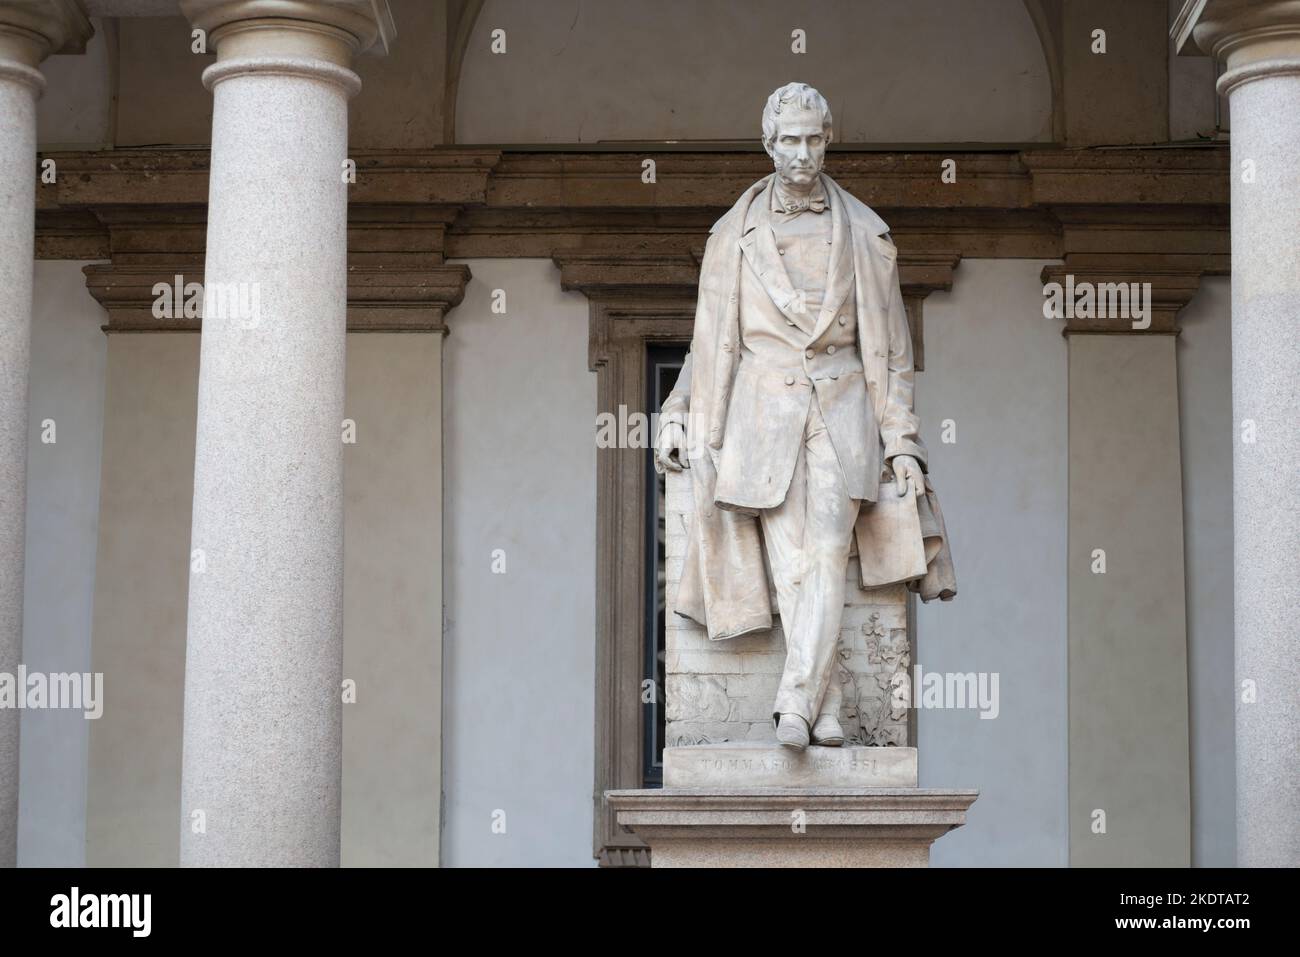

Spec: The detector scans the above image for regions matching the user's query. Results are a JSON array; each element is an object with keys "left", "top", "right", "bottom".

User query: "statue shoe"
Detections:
[
  {"left": 811, "top": 713, "right": 845, "bottom": 747},
  {"left": 775, "top": 713, "right": 810, "bottom": 751}
]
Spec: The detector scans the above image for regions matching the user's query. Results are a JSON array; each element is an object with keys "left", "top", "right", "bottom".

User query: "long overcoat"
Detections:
[{"left": 661, "top": 173, "right": 955, "bottom": 640}]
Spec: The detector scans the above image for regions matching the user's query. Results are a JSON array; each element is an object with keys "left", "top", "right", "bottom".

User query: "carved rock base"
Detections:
[{"left": 605, "top": 788, "right": 978, "bottom": 868}]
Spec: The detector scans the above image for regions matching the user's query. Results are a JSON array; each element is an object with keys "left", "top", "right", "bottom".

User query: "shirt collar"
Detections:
[{"left": 772, "top": 176, "right": 829, "bottom": 215}]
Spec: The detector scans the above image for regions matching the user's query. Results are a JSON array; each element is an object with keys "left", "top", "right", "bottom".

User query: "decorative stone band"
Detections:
[
  {"left": 201, "top": 55, "right": 362, "bottom": 98},
  {"left": 0, "top": 59, "right": 45, "bottom": 96},
  {"left": 1218, "top": 56, "right": 1300, "bottom": 95}
]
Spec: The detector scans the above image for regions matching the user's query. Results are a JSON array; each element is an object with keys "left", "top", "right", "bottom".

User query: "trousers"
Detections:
[{"left": 759, "top": 395, "right": 861, "bottom": 727}]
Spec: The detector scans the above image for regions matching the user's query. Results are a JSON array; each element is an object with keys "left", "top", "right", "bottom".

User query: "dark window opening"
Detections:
[{"left": 643, "top": 344, "right": 687, "bottom": 787}]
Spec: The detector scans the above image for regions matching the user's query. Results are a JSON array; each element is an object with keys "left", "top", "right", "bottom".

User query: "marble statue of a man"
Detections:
[{"left": 654, "top": 82, "right": 952, "bottom": 752}]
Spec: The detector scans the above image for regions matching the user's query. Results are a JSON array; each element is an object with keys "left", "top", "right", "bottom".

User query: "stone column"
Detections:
[
  {"left": 1175, "top": 0, "right": 1300, "bottom": 868},
  {"left": 176, "top": 0, "right": 390, "bottom": 867},
  {"left": 0, "top": 0, "right": 89, "bottom": 868}
]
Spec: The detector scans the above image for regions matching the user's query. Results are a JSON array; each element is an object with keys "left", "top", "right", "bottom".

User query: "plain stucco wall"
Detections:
[
  {"left": 1068, "top": 334, "right": 1191, "bottom": 867},
  {"left": 1062, "top": 0, "right": 1170, "bottom": 146},
  {"left": 442, "top": 259, "right": 597, "bottom": 867},
  {"left": 37, "top": 19, "right": 112, "bottom": 149},
  {"left": 1176, "top": 276, "right": 1234, "bottom": 867},
  {"left": 458, "top": 0, "right": 1051, "bottom": 144},
  {"left": 341, "top": 334, "right": 443, "bottom": 867},
  {"left": 86, "top": 334, "right": 197, "bottom": 866},
  {"left": 17, "top": 262, "right": 107, "bottom": 866},
  {"left": 83, "top": 331, "right": 444, "bottom": 866},
  {"left": 915, "top": 259, "right": 1069, "bottom": 867}
]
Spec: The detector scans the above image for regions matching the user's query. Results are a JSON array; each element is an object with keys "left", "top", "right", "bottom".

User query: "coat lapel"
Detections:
[{"left": 739, "top": 183, "right": 815, "bottom": 333}]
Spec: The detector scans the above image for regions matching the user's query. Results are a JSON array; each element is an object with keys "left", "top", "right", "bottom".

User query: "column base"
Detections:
[{"left": 605, "top": 787, "right": 978, "bottom": 868}]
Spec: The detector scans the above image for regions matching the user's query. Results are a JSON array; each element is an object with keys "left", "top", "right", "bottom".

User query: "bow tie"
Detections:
[
  {"left": 780, "top": 195, "right": 827, "bottom": 213},
  {"left": 774, "top": 183, "right": 828, "bottom": 214}
]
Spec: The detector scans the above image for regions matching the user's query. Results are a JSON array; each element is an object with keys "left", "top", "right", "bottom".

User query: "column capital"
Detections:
[
  {"left": 0, "top": 0, "right": 91, "bottom": 90},
  {"left": 179, "top": 0, "right": 394, "bottom": 95},
  {"left": 180, "top": 0, "right": 394, "bottom": 54},
  {"left": 1173, "top": 0, "right": 1300, "bottom": 92}
]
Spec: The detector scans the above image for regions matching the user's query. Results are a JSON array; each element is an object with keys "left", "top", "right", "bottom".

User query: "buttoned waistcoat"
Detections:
[{"left": 714, "top": 184, "right": 879, "bottom": 510}]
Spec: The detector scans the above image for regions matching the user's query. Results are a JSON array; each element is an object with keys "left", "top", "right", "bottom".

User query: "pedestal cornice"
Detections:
[{"left": 606, "top": 788, "right": 979, "bottom": 867}]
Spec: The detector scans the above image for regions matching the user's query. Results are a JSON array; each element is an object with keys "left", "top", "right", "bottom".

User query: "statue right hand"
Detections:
[{"left": 654, "top": 420, "right": 689, "bottom": 472}]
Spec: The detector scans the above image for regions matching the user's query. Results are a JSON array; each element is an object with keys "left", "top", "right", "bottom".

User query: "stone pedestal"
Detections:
[
  {"left": 647, "top": 439, "right": 976, "bottom": 868},
  {"left": 607, "top": 787, "right": 977, "bottom": 868},
  {"left": 616, "top": 744, "right": 972, "bottom": 868}
]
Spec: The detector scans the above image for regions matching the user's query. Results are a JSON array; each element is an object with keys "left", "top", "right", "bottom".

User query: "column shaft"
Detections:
[
  {"left": 0, "top": 44, "right": 41, "bottom": 870},
  {"left": 179, "top": 47, "right": 357, "bottom": 867},
  {"left": 1225, "top": 61, "right": 1300, "bottom": 868}
]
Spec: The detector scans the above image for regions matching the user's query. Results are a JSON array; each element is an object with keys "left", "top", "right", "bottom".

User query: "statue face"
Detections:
[{"left": 768, "top": 105, "right": 828, "bottom": 189}]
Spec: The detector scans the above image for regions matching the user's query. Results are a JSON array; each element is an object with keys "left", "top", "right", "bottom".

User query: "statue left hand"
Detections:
[{"left": 891, "top": 455, "right": 923, "bottom": 497}]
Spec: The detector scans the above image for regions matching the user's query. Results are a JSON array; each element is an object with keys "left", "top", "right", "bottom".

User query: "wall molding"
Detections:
[{"left": 36, "top": 146, "right": 1229, "bottom": 276}]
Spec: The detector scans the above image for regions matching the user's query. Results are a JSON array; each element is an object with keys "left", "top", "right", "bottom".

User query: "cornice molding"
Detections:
[
  {"left": 34, "top": 146, "right": 1231, "bottom": 332},
  {"left": 35, "top": 146, "right": 1227, "bottom": 219},
  {"left": 1037, "top": 199, "right": 1229, "bottom": 334},
  {"left": 1021, "top": 149, "right": 1230, "bottom": 207},
  {"left": 34, "top": 148, "right": 502, "bottom": 209},
  {"left": 554, "top": 250, "right": 703, "bottom": 300},
  {"left": 1040, "top": 257, "right": 1214, "bottom": 335},
  {"left": 83, "top": 262, "right": 470, "bottom": 334}
]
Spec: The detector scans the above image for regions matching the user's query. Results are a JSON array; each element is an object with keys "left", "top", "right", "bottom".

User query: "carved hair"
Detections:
[{"left": 761, "top": 82, "right": 833, "bottom": 152}]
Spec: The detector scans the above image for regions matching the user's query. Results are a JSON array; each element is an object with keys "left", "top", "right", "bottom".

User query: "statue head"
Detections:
[{"left": 761, "top": 82, "right": 833, "bottom": 191}]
